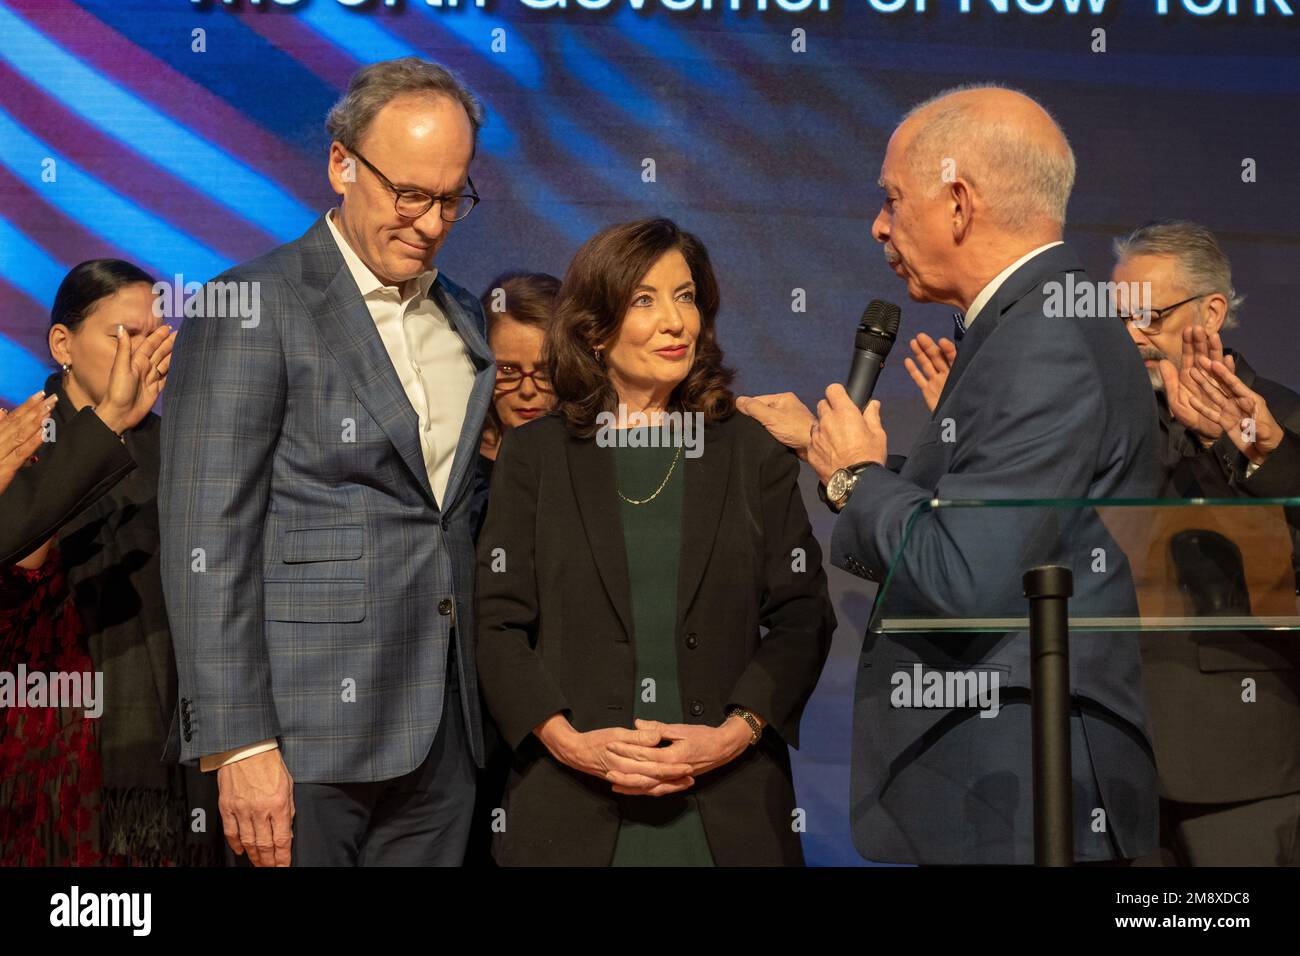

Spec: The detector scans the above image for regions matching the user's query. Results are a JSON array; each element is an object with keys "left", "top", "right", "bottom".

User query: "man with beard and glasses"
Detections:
[{"left": 1111, "top": 219, "right": 1300, "bottom": 866}]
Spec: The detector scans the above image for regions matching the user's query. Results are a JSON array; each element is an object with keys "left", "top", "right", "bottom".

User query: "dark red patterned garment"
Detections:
[{"left": 0, "top": 544, "right": 103, "bottom": 866}]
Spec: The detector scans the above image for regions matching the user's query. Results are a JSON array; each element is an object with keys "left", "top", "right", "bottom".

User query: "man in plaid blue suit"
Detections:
[{"left": 159, "top": 59, "right": 493, "bottom": 866}]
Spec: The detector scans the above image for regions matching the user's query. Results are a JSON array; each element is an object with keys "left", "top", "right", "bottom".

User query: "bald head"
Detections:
[{"left": 898, "top": 85, "right": 1075, "bottom": 233}]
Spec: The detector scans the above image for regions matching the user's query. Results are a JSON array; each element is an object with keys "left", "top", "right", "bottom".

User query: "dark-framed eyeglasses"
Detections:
[
  {"left": 1118, "top": 292, "right": 1213, "bottom": 334},
  {"left": 347, "top": 148, "right": 480, "bottom": 222},
  {"left": 494, "top": 364, "right": 552, "bottom": 393}
]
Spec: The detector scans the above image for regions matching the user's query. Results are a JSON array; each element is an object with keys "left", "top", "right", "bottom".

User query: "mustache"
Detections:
[
  {"left": 883, "top": 243, "right": 902, "bottom": 267},
  {"left": 1138, "top": 346, "right": 1167, "bottom": 363}
]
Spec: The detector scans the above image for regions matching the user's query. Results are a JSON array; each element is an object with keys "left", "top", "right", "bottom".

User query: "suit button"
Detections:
[
  {"left": 685, "top": 632, "right": 699, "bottom": 649},
  {"left": 688, "top": 700, "right": 705, "bottom": 717},
  {"left": 438, "top": 598, "right": 453, "bottom": 616}
]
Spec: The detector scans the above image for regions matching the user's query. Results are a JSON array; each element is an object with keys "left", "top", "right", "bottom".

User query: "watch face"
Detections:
[{"left": 827, "top": 469, "right": 849, "bottom": 502}]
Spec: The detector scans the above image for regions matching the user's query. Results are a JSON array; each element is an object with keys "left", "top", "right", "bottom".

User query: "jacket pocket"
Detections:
[
  {"left": 265, "top": 580, "right": 366, "bottom": 623},
  {"left": 282, "top": 526, "right": 363, "bottom": 563}
]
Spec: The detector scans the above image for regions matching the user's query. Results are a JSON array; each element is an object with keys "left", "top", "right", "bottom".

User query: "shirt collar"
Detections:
[
  {"left": 326, "top": 207, "right": 438, "bottom": 304},
  {"left": 962, "top": 240, "right": 1063, "bottom": 329}
]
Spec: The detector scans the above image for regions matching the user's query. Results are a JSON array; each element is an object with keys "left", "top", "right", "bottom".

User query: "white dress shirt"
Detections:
[
  {"left": 962, "top": 241, "right": 1064, "bottom": 329},
  {"left": 201, "top": 209, "right": 476, "bottom": 772},
  {"left": 325, "top": 207, "right": 476, "bottom": 507}
]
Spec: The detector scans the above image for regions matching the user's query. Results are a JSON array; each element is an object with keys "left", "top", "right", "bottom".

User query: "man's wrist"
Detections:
[
  {"left": 201, "top": 739, "right": 279, "bottom": 772},
  {"left": 820, "top": 460, "right": 879, "bottom": 513}
]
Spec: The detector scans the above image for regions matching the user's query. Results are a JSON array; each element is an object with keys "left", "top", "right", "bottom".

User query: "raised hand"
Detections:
[
  {"left": 95, "top": 324, "right": 175, "bottom": 435},
  {"left": 1161, "top": 327, "right": 1237, "bottom": 444},
  {"left": 0, "top": 391, "right": 58, "bottom": 494},
  {"left": 736, "top": 391, "right": 817, "bottom": 460},
  {"left": 1185, "top": 357, "right": 1283, "bottom": 466},
  {"left": 903, "top": 332, "right": 958, "bottom": 413}
]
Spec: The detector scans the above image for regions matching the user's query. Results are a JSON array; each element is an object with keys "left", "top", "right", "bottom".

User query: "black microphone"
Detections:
[{"left": 845, "top": 299, "right": 902, "bottom": 409}]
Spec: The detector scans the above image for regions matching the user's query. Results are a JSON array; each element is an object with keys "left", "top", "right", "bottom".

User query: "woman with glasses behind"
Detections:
[
  {"left": 466, "top": 270, "right": 559, "bottom": 865},
  {"left": 477, "top": 272, "right": 561, "bottom": 483},
  {"left": 475, "top": 218, "right": 836, "bottom": 866}
]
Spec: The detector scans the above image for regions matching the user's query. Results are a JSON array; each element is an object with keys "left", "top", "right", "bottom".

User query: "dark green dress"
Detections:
[{"left": 609, "top": 442, "right": 715, "bottom": 867}]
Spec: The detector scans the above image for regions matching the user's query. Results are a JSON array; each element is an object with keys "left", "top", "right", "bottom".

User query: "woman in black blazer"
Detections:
[
  {"left": 2, "top": 259, "right": 220, "bottom": 866},
  {"left": 475, "top": 218, "right": 835, "bottom": 866}
]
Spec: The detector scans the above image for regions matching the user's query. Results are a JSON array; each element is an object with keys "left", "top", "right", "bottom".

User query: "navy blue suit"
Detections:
[{"left": 832, "top": 244, "right": 1161, "bottom": 864}]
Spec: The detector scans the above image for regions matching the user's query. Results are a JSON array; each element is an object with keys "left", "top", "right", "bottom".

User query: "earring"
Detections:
[
  {"left": 592, "top": 348, "right": 604, "bottom": 364},
  {"left": 61, "top": 363, "right": 71, "bottom": 372}
]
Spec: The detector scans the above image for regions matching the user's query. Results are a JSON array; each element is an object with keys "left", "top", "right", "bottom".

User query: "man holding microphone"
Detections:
[{"left": 740, "top": 85, "right": 1161, "bottom": 864}]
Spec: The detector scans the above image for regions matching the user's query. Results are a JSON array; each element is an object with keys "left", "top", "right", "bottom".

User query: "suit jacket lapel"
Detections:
[
  {"left": 563, "top": 421, "right": 732, "bottom": 641},
  {"left": 566, "top": 433, "right": 635, "bottom": 641},
  {"left": 431, "top": 275, "right": 494, "bottom": 516},
  {"left": 932, "top": 244, "right": 1087, "bottom": 419},
  {"left": 300, "top": 216, "right": 438, "bottom": 508},
  {"left": 931, "top": 308, "right": 994, "bottom": 418},
  {"left": 675, "top": 420, "right": 732, "bottom": 630}
]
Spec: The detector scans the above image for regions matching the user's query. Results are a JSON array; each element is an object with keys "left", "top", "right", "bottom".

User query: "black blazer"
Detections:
[
  {"left": 1244, "top": 426, "right": 1300, "bottom": 499},
  {"left": 0, "top": 403, "right": 134, "bottom": 566},
  {"left": 475, "top": 411, "right": 835, "bottom": 866},
  {"left": 1144, "top": 352, "right": 1300, "bottom": 805}
]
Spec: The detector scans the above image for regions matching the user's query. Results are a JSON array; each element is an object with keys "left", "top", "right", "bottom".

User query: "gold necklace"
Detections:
[{"left": 617, "top": 446, "right": 683, "bottom": 505}]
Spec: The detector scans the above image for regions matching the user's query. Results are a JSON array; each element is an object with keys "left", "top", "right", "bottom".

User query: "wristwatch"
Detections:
[
  {"left": 818, "top": 460, "right": 878, "bottom": 513},
  {"left": 727, "top": 708, "right": 762, "bottom": 746}
]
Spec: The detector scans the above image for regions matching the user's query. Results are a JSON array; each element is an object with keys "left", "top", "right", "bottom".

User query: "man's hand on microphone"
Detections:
[
  {"left": 216, "top": 748, "right": 295, "bottom": 867},
  {"left": 809, "top": 385, "right": 887, "bottom": 485},
  {"left": 736, "top": 392, "right": 816, "bottom": 460}
]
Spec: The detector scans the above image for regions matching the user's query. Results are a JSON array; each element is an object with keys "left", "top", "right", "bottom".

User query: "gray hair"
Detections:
[
  {"left": 902, "top": 84, "right": 1076, "bottom": 231},
  {"left": 1112, "top": 220, "right": 1244, "bottom": 329},
  {"left": 326, "top": 57, "right": 485, "bottom": 157}
]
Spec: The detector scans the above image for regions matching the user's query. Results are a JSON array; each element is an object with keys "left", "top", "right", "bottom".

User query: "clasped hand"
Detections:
[{"left": 537, "top": 715, "right": 752, "bottom": 796}]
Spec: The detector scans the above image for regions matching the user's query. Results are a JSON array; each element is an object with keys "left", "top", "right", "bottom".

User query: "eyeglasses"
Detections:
[
  {"left": 495, "top": 364, "right": 552, "bottom": 393},
  {"left": 347, "top": 148, "right": 480, "bottom": 222},
  {"left": 1118, "top": 292, "right": 1212, "bottom": 334}
]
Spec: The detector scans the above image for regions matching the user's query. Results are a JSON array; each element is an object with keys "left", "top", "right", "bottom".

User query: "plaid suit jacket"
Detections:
[{"left": 158, "top": 213, "right": 492, "bottom": 783}]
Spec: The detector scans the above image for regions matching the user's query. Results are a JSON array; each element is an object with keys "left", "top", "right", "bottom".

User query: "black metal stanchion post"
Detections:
[{"left": 1023, "top": 565, "right": 1073, "bottom": 867}]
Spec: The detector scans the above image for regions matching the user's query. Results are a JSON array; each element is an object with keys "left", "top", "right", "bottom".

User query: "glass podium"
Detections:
[{"left": 868, "top": 497, "right": 1300, "bottom": 865}]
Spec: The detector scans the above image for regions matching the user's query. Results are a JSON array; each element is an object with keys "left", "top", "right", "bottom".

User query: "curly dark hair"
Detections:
[{"left": 546, "top": 217, "right": 734, "bottom": 437}]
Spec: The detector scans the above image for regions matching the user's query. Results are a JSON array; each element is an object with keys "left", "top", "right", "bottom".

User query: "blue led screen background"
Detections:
[{"left": 1, "top": 0, "right": 1297, "bottom": 865}]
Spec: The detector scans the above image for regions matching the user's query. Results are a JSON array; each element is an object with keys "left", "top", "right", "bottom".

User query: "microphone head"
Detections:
[{"left": 855, "top": 299, "right": 902, "bottom": 356}]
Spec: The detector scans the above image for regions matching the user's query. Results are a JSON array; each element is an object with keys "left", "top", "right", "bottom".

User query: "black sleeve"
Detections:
[
  {"left": 1241, "top": 427, "right": 1300, "bottom": 499},
  {"left": 726, "top": 431, "right": 837, "bottom": 749},
  {"left": 0, "top": 407, "right": 135, "bottom": 566},
  {"left": 474, "top": 426, "right": 571, "bottom": 750}
]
